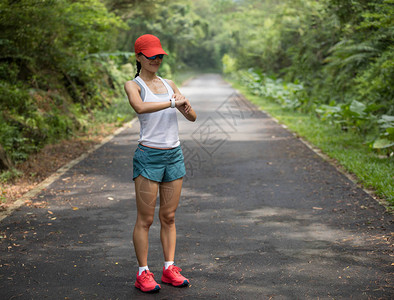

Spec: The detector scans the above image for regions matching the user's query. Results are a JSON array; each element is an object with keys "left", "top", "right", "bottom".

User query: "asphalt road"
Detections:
[{"left": 1, "top": 74, "right": 392, "bottom": 299}]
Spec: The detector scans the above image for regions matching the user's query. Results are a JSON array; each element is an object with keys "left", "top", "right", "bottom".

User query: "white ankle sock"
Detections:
[
  {"left": 164, "top": 261, "right": 174, "bottom": 270},
  {"left": 138, "top": 266, "right": 149, "bottom": 276}
]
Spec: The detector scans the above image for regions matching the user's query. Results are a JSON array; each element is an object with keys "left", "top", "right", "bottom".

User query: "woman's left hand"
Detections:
[{"left": 173, "top": 94, "right": 191, "bottom": 114}]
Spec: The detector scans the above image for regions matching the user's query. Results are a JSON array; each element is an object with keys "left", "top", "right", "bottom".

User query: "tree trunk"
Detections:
[{"left": 0, "top": 144, "right": 13, "bottom": 171}]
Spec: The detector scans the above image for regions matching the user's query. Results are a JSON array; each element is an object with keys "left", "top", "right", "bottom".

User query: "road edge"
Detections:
[
  {"left": 233, "top": 89, "right": 392, "bottom": 213},
  {"left": 0, "top": 118, "right": 138, "bottom": 222},
  {"left": 0, "top": 75, "right": 196, "bottom": 222}
]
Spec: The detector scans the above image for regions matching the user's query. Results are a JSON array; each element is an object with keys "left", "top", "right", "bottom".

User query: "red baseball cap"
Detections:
[{"left": 134, "top": 34, "right": 168, "bottom": 57}]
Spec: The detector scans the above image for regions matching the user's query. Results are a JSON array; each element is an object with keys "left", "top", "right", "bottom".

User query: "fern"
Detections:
[{"left": 325, "top": 40, "right": 379, "bottom": 68}]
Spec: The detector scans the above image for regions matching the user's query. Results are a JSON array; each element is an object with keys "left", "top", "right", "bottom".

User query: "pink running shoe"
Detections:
[
  {"left": 161, "top": 265, "right": 189, "bottom": 287},
  {"left": 135, "top": 270, "right": 161, "bottom": 293}
]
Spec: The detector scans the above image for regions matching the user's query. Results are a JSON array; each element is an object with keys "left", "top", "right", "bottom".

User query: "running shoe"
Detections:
[
  {"left": 161, "top": 265, "right": 189, "bottom": 287},
  {"left": 135, "top": 270, "right": 161, "bottom": 292}
]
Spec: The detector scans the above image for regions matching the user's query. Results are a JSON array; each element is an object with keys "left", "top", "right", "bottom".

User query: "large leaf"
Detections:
[
  {"left": 378, "top": 115, "right": 394, "bottom": 129},
  {"left": 373, "top": 138, "right": 394, "bottom": 149},
  {"left": 349, "top": 100, "right": 366, "bottom": 115},
  {"left": 386, "top": 127, "right": 394, "bottom": 135}
]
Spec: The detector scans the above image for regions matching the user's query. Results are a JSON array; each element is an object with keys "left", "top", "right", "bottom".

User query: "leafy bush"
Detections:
[
  {"left": 372, "top": 115, "right": 394, "bottom": 155},
  {"left": 218, "top": 0, "right": 393, "bottom": 117},
  {"left": 0, "top": 0, "right": 129, "bottom": 167},
  {"left": 315, "top": 100, "right": 378, "bottom": 134},
  {"left": 222, "top": 54, "right": 238, "bottom": 75},
  {"left": 0, "top": 168, "right": 22, "bottom": 184},
  {"left": 235, "top": 68, "right": 393, "bottom": 156},
  {"left": 237, "top": 69, "right": 309, "bottom": 110}
]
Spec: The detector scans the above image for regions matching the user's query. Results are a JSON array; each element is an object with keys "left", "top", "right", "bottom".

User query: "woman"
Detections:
[{"left": 124, "top": 34, "right": 197, "bottom": 293}]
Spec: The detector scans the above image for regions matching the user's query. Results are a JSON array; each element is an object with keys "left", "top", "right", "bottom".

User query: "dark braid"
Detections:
[{"left": 135, "top": 61, "right": 141, "bottom": 78}]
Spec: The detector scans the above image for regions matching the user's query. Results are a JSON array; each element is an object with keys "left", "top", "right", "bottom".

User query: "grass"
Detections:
[
  {"left": 92, "top": 94, "right": 135, "bottom": 127},
  {"left": 0, "top": 168, "right": 23, "bottom": 183},
  {"left": 229, "top": 80, "right": 394, "bottom": 210}
]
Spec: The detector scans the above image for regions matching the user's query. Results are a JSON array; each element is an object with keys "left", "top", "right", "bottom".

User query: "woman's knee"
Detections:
[
  {"left": 136, "top": 215, "right": 154, "bottom": 229},
  {"left": 159, "top": 211, "right": 175, "bottom": 226}
]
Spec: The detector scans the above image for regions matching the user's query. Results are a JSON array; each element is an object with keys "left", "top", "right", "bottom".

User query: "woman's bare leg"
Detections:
[
  {"left": 158, "top": 178, "right": 183, "bottom": 261},
  {"left": 133, "top": 175, "right": 159, "bottom": 267}
]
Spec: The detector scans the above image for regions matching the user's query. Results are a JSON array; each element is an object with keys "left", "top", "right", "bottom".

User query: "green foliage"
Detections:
[
  {"left": 0, "top": 0, "right": 128, "bottom": 165},
  {"left": 0, "top": 168, "right": 23, "bottom": 184},
  {"left": 0, "top": 187, "right": 6, "bottom": 203},
  {"left": 315, "top": 100, "right": 378, "bottom": 134},
  {"left": 216, "top": 0, "right": 392, "bottom": 116},
  {"left": 92, "top": 93, "right": 134, "bottom": 127},
  {"left": 236, "top": 68, "right": 393, "bottom": 157},
  {"left": 236, "top": 69, "right": 310, "bottom": 110},
  {"left": 116, "top": 0, "right": 227, "bottom": 72},
  {"left": 222, "top": 54, "right": 237, "bottom": 75},
  {"left": 354, "top": 47, "right": 394, "bottom": 115},
  {"left": 373, "top": 115, "right": 394, "bottom": 153}
]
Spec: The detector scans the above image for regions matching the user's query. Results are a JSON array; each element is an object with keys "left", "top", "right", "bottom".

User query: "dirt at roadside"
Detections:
[{"left": 0, "top": 123, "right": 121, "bottom": 210}]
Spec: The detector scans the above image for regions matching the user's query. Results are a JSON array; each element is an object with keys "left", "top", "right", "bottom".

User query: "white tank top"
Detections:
[{"left": 133, "top": 76, "right": 180, "bottom": 148}]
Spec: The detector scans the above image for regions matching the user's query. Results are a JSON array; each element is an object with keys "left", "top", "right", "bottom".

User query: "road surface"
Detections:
[{"left": 1, "top": 74, "right": 392, "bottom": 299}]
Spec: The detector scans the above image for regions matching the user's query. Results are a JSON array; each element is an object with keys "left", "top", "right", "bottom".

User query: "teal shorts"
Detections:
[{"left": 133, "top": 144, "right": 186, "bottom": 182}]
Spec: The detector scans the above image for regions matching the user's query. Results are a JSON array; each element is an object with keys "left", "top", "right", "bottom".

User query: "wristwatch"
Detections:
[{"left": 170, "top": 98, "right": 175, "bottom": 108}]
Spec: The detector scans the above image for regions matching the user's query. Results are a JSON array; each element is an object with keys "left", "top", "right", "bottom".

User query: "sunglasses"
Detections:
[{"left": 141, "top": 53, "right": 164, "bottom": 60}]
